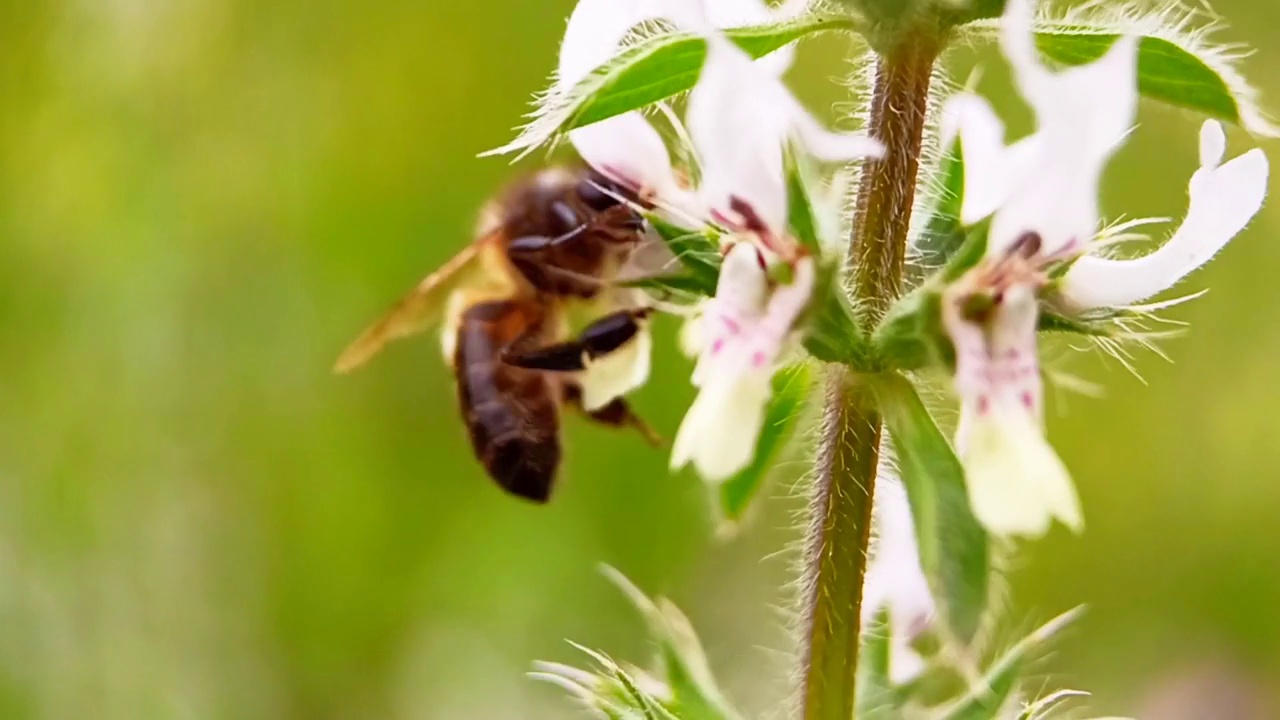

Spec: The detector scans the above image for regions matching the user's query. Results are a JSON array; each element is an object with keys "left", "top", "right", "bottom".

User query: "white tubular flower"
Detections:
[
  {"left": 1060, "top": 120, "right": 1270, "bottom": 309},
  {"left": 863, "top": 473, "right": 935, "bottom": 685},
  {"left": 945, "top": 283, "right": 1082, "bottom": 538},
  {"left": 671, "top": 243, "right": 815, "bottom": 481},
  {"left": 687, "top": 34, "right": 882, "bottom": 236},
  {"left": 944, "top": 0, "right": 1138, "bottom": 256},
  {"left": 934, "top": 0, "right": 1141, "bottom": 537}
]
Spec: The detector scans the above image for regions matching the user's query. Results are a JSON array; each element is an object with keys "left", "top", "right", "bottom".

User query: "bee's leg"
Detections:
[
  {"left": 563, "top": 385, "right": 663, "bottom": 447},
  {"left": 506, "top": 225, "right": 604, "bottom": 291},
  {"left": 506, "top": 226, "right": 588, "bottom": 257},
  {"left": 503, "top": 309, "right": 650, "bottom": 372}
]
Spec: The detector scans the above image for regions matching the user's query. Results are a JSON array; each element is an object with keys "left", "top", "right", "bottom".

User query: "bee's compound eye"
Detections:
[
  {"left": 549, "top": 201, "right": 583, "bottom": 235},
  {"left": 576, "top": 177, "right": 623, "bottom": 212}
]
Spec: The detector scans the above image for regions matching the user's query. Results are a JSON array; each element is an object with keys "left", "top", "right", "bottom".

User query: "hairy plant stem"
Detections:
[{"left": 798, "top": 30, "right": 939, "bottom": 720}]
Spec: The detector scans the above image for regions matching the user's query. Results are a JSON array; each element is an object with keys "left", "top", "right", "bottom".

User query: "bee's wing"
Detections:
[{"left": 334, "top": 235, "right": 503, "bottom": 373}]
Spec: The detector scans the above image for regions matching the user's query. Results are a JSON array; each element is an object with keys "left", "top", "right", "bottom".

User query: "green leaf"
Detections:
[
  {"left": 783, "top": 144, "right": 823, "bottom": 256},
  {"left": 941, "top": 222, "right": 988, "bottom": 283},
  {"left": 718, "top": 364, "right": 813, "bottom": 525},
  {"left": 873, "top": 287, "right": 945, "bottom": 372},
  {"left": 872, "top": 373, "right": 990, "bottom": 642},
  {"left": 1015, "top": 689, "right": 1090, "bottom": 720},
  {"left": 603, "top": 568, "right": 742, "bottom": 720},
  {"left": 491, "top": 16, "right": 860, "bottom": 156},
  {"left": 572, "top": 17, "right": 857, "bottom": 130},
  {"left": 935, "top": 609, "right": 1084, "bottom": 720},
  {"left": 874, "top": 220, "right": 990, "bottom": 371},
  {"left": 624, "top": 274, "right": 716, "bottom": 302},
  {"left": 1037, "top": 308, "right": 1113, "bottom": 337},
  {"left": 855, "top": 609, "right": 896, "bottom": 720},
  {"left": 534, "top": 644, "right": 680, "bottom": 720},
  {"left": 613, "top": 669, "right": 683, "bottom": 720},
  {"left": 913, "top": 141, "right": 966, "bottom": 272},
  {"left": 1036, "top": 32, "right": 1243, "bottom": 132},
  {"left": 647, "top": 215, "right": 722, "bottom": 293},
  {"left": 938, "top": 0, "right": 1007, "bottom": 28}
]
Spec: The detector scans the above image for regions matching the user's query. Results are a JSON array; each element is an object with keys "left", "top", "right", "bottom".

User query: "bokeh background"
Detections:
[{"left": 2, "top": 0, "right": 1279, "bottom": 718}]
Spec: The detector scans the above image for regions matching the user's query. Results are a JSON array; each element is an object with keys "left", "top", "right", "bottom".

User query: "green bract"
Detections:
[
  {"left": 854, "top": 609, "right": 895, "bottom": 720},
  {"left": 784, "top": 143, "right": 826, "bottom": 256},
  {"left": 933, "top": 609, "right": 1083, "bottom": 720}
]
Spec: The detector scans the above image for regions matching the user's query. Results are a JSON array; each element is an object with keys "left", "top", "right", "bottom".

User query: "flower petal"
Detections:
[
  {"left": 670, "top": 370, "right": 773, "bottom": 481},
  {"left": 703, "top": 0, "right": 803, "bottom": 74},
  {"left": 945, "top": 284, "right": 1079, "bottom": 538},
  {"left": 863, "top": 473, "right": 935, "bottom": 684},
  {"left": 786, "top": 101, "right": 885, "bottom": 163},
  {"left": 942, "top": 93, "right": 1016, "bottom": 226},
  {"left": 569, "top": 113, "right": 681, "bottom": 197},
  {"left": 756, "top": 254, "right": 815, "bottom": 341},
  {"left": 962, "top": 403, "right": 1081, "bottom": 538},
  {"left": 678, "top": 313, "right": 706, "bottom": 359},
  {"left": 988, "top": 0, "right": 1139, "bottom": 256},
  {"left": 1061, "top": 122, "right": 1269, "bottom": 309},
  {"left": 691, "top": 242, "right": 769, "bottom": 386},
  {"left": 557, "top": 0, "right": 700, "bottom": 197},
  {"left": 687, "top": 35, "right": 791, "bottom": 233}
]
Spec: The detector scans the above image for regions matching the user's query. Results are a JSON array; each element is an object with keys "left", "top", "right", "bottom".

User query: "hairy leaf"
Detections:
[
  {"left": 784, "top": 143, "right": 823, "bottom": 255},
  {"left": 490, "top": 16, "right": 859, "bottom": 156},
  {"left": 935, "top": 609, "right": 1084, "bottom": 720},
  {"left": 603, "top": 569, "right": 742, "bottom": 720},
  {"left": 647, "top": 215, "right": 722, "bottom": 293},
  {"left": 625, "top": 274, "right": 717, "bottom": 301},
  {"left": 873, "top": 373, "right": 990, "bottom": 642},
  {"left": 939, "top": 0, "right": 1007, "bottom": 27},
  {"left": 576, "top": 17, "right": 855, "bottom": 129},
  {"left": 855, "top": 609, "right": 896, "bottom": 720},
  {"left": 913, "top": 141, "right": 966, "bottom": 272},
  {"left": 803, "top": 262, "right": 876, "bottom": 369},
  {"left": 1037, "top": 32, "right": 1244, "bottom": 132}
]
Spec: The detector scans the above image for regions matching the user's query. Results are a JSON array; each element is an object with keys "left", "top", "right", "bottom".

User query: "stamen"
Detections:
[{"left": 1008, "top": 231, "right": 1043, "bottom": 259}]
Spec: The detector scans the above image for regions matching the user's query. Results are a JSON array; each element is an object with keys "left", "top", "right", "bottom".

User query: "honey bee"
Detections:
[{"left": 334, "top": 166, "right": 661, "bottom": 502}]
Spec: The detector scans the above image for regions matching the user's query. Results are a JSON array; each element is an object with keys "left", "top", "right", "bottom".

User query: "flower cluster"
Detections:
[
  {"left": 508, "top": 0, "right": 1272, "bottom": 715},
  {"left": 555, "top": 0, "right": 882, "bottom": 482},
  {"left": 939, "top": 0, "right": 1268, "bottom": 538}
]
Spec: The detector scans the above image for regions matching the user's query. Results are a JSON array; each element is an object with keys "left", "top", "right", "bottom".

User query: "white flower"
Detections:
[
  {"left": 934, "top": 6, "right": 1266, "bottom": 539},
  {"left": 945, "top": 282, "right": 1082, "bottom": 537},
  {"left": 1060, "top": 120, "right": 1269, "bottom": 309},
  {"left": 671, "top": 243, "right": 815, "bottom": 481},
  {"left": 687, "top": 34, "right": 882, "bottom": 236},
  {"left": 943, "top": 0, "right": 1137, "bottom": 256},
  {"left": 863, "top": 471, "right": 935, "bottom": 684},
  {"left": 934, "top": 0, "right": 1141, "bottom": 537}
]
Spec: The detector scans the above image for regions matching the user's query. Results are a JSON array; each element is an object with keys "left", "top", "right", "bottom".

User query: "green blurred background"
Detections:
[{"left": 2, "top": 1, "right": 1278, "bottom": 718}]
